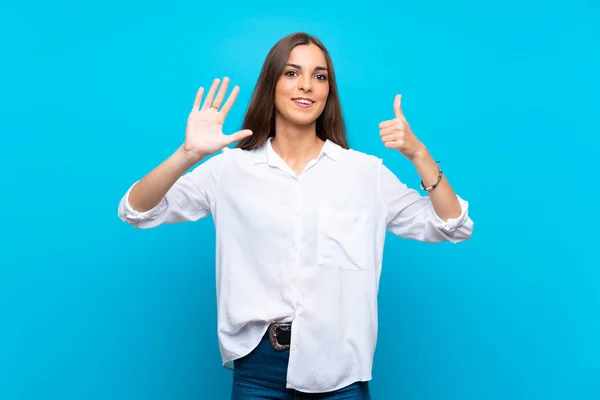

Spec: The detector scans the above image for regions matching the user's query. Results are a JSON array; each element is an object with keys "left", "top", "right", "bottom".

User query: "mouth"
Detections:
[{"left": 292, "top": 98, "right": 315, "bottom": 108}]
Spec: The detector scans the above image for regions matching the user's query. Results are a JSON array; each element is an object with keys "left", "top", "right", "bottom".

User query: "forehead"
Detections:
[{"left": 287, "top": 44, "right": 327, "bottom": 66}]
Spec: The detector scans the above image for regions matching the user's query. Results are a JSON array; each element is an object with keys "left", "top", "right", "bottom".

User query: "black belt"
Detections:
[{"left": 263, "top": 322, "right": 292, "bottom": 351}]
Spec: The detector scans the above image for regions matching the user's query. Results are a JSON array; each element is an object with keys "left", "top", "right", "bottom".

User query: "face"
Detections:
[{"left": 274, "top": 43, "right": 330, "bottom": 128}]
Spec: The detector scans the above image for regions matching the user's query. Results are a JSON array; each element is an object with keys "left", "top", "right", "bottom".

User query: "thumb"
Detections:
[
  {"left": 226, "top": 129, "right": 253, "bottom": 145},
  {"left": 394, "top": 94, "right": 404, "bottom": 119}
]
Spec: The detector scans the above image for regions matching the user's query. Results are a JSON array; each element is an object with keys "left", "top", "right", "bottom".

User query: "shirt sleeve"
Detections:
[
  {"left": 117, "top": 152, "right": 224, "bottom": 229},
  {"left": 378, "top": 162, "right": 473, "bottom": 243}
]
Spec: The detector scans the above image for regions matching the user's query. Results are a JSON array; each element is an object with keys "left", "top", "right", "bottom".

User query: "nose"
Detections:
[{"left": 298, "top": 74, "right": 312, "bottom": 92}]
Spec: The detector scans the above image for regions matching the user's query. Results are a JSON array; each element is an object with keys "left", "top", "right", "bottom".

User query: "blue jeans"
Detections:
[{"left": 232, "top": 337, "right": 371, "bottom": 399}]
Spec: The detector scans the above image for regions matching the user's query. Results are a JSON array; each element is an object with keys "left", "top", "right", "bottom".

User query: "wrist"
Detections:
[
  {"left": 409, "top": 146, "right": 431, "bottom": 165},
  {"left": 177, "top": 145, "right": 206, "bottom": 168}
]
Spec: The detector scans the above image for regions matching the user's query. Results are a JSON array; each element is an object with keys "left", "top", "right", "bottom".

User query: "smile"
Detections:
[{"left": 292, "top": 98, "right": 315, "bottom": 108}]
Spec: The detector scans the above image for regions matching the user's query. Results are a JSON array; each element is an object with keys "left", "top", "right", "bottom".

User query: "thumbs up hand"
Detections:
[{"left": 379, "top": 94, "right": 427, "bottom": 161}]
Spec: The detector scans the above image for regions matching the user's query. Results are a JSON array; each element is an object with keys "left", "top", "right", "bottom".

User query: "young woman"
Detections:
[{"left": 118, "top": 32, "right": 473, "bottom": 399}]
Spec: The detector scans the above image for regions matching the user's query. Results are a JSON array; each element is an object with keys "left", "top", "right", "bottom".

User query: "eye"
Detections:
[
  {"left": 315, "top": 74, "right": 328, "bottom": 81},
  {"left": 284, "top": 70, "right": 299, "bottom": 77}
]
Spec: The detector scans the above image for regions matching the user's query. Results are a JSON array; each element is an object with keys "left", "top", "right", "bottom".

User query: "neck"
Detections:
[{"left": 271, "top": 115, "right": 324, "bottom": 162}]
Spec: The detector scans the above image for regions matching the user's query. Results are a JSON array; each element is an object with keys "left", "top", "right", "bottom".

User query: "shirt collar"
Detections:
[{"left": 252, "top": 137, "right": 342, "bottom": 165}]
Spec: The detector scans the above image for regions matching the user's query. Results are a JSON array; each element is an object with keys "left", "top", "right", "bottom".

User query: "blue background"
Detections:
[{"left": 1, "top": 0, "right": 599, "bottom": 399}]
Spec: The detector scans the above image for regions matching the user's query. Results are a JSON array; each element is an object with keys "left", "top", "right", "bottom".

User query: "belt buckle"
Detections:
[{"left": 268, "top": 323, "right": 291, "bottom": 352}]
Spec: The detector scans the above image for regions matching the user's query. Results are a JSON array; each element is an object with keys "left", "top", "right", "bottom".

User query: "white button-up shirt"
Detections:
[{"left": 117, "top": 138, "right": 473, "bottom": 393}]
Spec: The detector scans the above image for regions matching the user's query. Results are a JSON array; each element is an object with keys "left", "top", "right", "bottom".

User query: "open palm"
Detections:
[{"left": 184, "top": 77, "right": 252, "bottom": 158}]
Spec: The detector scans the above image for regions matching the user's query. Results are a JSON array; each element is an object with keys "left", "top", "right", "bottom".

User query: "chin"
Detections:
[
  {"left": 291, "top": 117, "right": 319, "bottom": 127},
  {"left": 278, "top": 109, "right": 321, "bottom": 127}
]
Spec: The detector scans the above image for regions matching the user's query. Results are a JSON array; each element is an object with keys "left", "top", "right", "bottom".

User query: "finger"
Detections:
[
  {"left": 383, "top": 136, "right": 405, "bottom": 147},
  {"left": 381, "top": 118, "right": 405, "bottom": 131},
  {"left": 379, "top": 126, "right": 403, "bottom": 137},
  {"left": 220, "top": 85, "right": 240, "bottom": 117},
  {"left": 201, "top": 78, "right": 221, "bottom": 110},
  {"left": 394, "top": 94, "right": 404, "bottom": 119},
  {"left": 211, "top": 77, "right": 230, "bottom": 110},
  {"left": 225, "top": 129, "right": 253, "bottom": 145},
  {"left": 192, "top": 87, "right": 204, "bottom": 112},
  {"left": 378, "top": 119, "right": 396, "bottom": 129},
  {"left": 381, "top": 134, "right": 399, "bottom": 143}
]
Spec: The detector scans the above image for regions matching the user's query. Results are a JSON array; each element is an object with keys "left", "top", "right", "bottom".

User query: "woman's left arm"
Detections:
[{"left": 380, "top": 94, "right": 462, "bottom": 222}]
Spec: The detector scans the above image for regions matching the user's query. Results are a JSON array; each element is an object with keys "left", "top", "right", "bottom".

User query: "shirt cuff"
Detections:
[
  {"left": 432, "top": 195, "right": 470, "bottom": 233},
  {"left": 121, "top": 182, "right": 167, "bottom": 221}
]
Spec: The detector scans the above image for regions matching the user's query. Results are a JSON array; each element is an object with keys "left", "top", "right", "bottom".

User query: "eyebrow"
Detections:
[{"left": 286, "top": 63, "right": 328, "bottom": 72}]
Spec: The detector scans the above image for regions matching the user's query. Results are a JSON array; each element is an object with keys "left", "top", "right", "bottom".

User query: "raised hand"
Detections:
[
  {"left": 183, "top": 77, "right": 252, "bottom": 159},
  {"left": 379, "top": 94, "right": 426, "bottom": 161}
]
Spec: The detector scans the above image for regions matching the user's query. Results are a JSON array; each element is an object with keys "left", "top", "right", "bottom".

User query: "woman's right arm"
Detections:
[
  {"left": 118, "top": 77, "right": 252, "bottom": 228},
  {"left": 127, "top": 145, "right": 205, "bottom": 213},
  {"left": 117, "top": 149, "right": 222, "bottom": 228}
]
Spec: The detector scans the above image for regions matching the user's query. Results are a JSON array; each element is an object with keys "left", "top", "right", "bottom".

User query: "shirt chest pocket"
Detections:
[{"left": 316, "top": 207, "right": 368, "bottom": 271}]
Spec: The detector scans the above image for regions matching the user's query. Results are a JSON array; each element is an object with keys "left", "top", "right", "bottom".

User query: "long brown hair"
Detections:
[{"left": 236, "top": 32, "right": 348, "bottom": 150}]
